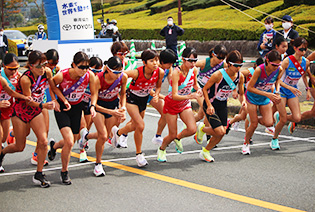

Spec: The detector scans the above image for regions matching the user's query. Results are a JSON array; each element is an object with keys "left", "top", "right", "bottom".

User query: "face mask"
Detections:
[
  {"left": 265, "top": 24, "right": 273, "bottom": 31},
  {"left": 282, "top": 22, "right": 292, "bottom": 30},
  {"left": 39, "top": 29, "right": 44, "bottom": 32},
  {"left": 167, "top": 20, "right": 173, "bottom": 26}
]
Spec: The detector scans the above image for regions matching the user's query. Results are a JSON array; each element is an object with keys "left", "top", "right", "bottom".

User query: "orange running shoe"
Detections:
[
  {"left": 6, "top": 126, "right": 15, "bottom": 145},
  {"left": 31, "top": 152, "right": 49, "bottom": 166}
]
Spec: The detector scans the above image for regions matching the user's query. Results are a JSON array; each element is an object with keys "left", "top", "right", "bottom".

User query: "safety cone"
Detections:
[
  {"left": 126, "top": 41, "right": 137, "bottom": 71},
  {"left": 150, "top": 40, "right": 156, "bottom": 50},
  {"left": 177, "top": 41, "right": 186, "bottom": 65}
]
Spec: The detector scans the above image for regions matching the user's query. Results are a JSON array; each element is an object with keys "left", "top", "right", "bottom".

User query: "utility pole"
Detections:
[{"left": 178, "top": 0, "right": 182, "bottom": 25}]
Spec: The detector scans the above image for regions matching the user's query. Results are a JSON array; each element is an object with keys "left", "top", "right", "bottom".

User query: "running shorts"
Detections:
[
  {"left": 126, "top": 89, "right": 149, "bottom": 113},
  {"left": 96, "top": 98, "right": 119, "bottom": 119}
]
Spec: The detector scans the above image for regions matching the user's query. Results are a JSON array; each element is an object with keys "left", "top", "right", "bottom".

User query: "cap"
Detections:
[{"left": 282, "top": 15, "right": 293, "bottom": 22}]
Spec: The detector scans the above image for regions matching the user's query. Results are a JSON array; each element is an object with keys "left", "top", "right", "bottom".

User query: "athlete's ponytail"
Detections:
[{"left": 104, "top": 56, "right": 123, "bottom": 71}]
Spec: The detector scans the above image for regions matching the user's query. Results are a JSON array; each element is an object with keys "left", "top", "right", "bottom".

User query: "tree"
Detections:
[
  {"left": 26, "top": 0, "right": 46, "bottom": 23},
  {"left": 8, "top": 13, "right": 24, "bottom": 28},
  {"left": 1, "top": 0, "right": 26, "bottom": 27}
]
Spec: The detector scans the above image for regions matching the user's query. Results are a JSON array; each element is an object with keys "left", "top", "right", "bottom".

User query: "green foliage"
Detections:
[
  {"left": 150, "top": 0, "right": 176, "bottom": 15},
  {"left": 145, "top": 0, "right": 160, "bottom": 8},
  {"left": 182, "top": 0, "right": 220, "bottom": 11},
  {"left": 284, "top": 0, "right": 315, "bottom": 6},
  {"left": 308, "top": 26, "right": 315, "bottom": 47},
  {"left": 8, "top": 39, "right": 18, "bottom": 55}
]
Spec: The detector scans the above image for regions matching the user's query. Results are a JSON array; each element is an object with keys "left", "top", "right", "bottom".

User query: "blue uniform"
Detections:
[
  {"left": 245, "top": 64, "right": 279, "bottom": 106},
  {"left": 280, "top": 56, "right": 306, "bottom": 99}
]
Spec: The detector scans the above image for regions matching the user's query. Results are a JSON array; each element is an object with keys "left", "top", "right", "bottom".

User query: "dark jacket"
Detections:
[
  {"left": 160, "top": 24, "right": 184, "bottom": 46},
  {"left": 1, "top": 34, "right": 8, "bottom": 52},
  {"left": 275, "top": 28, "right": 299, "bottom": 56},
  {"left": 257, "top": 29, "right": 276, "bottom": 57}
]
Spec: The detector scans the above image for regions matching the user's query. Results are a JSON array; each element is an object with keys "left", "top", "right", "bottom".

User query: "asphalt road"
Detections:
[{"left": 0, "top": 108, "right": 314, "bottom": 212}]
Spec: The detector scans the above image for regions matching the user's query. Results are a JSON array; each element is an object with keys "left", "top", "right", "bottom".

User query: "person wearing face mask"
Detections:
[
  {"left": 160, "top": 16, "right": 184, "bottom": 63},
  {"left": 257, "top": 17, "right": 276, "bottom": 57},
  {"left": 0, "top": 28, "right": 8, "bottom": 65},
  {"left": 275, "top": 15, "right": 299, "bottom": 56},
  {"left": 35, "top": 24, "right": 47, "bottom": 40}
]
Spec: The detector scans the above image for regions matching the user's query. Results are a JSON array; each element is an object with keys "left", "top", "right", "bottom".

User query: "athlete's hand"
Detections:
[
  {"left": 44, "top": 101, "right": 55, "bottom": 110},
  {"left": 152, "top": 93, "right": 159, "bottom": 103},
  {"left": 90, "top": 106, "right": 96, "bottom": 118},
  {"left": 63, "top": 100, "right": 71, "bottom": 111},
  {"left": 111, "top": 109, "right": 125, "bottom": 118},
  {"left": 232, "top": 89, "right": 238, "bottom": 99},
  {"left": 24, "top": 96, "right": 33, "bottom": 102},
  {"left": 196, "top": 88, "right": 203, "bottom": 97},
  {"left": 54, "top": 100, "right": 61, "bottom": 112},
  {"left": 268, "top": 93, "right": 281, "bottom": 104},
  {"left": 241, "top": 101, "right": 247, "bottom": 109},
  {"left": 0, "top": 100, "right": 10, "bottom": 108},
  {"left": 306, "top": 89, "right": 311, "bottom": 101},
  {"left": 290, "top": 87, "right": 302, "bottom": 97},
  {"left": 206, "top": 105, "right": 215, "bottom": 115},
  {"left": 189, "top": 92, "right": 199, "bottom": 100}
]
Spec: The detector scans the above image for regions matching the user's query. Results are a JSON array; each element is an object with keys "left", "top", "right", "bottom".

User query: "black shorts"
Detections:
[
  {"left": 126, "top": 89, "right": 149, "bottom": 113},
  {"left": 82, "top": 101, "right": 91, "bottom": 115},
  {"left": 203, "top": 101, "right": 227, "bottom": 129},
  {"left": 97, "top": 98, "right": 119, "bottom": 119},
  {"left": 309, "top": 78, "right": 315, "bottom": 88},
  {"left": 54, "top": 99, "right": 83, "bottom": 134}
]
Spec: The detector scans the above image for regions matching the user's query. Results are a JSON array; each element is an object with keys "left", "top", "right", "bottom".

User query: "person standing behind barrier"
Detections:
[
  {"left": 196, "top": 50, "right": 245, "bottom": 162},
  {"left": 275, "top": 15, "right": 299, "bottom": 56},
  {"left": 257, "top": 17, "right": 276, "bottom": 57},
  {"left": 35, "top": 25, "right": 47, "bottom": 40},
  {"left": 0, "top": 28, "right": 8, "bottom": 64},
  {"left": 160, "top": 17, "right": 184, "bottom": 61}
]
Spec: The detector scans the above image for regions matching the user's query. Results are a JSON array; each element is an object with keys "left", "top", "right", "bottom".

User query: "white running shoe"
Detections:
[
  {"left": 136, "top": 153, "right": 148, "bottom": 167},
  {"left": 119, "top": 135, "right": 128, "bottom": 148},
  {"left": 0, "top": 166, "right": 4, "bottom": 173},
  {"left": 151, "top": 136, "right": 163, "bottom": 146},
  {"left": 111, "top": 126, "right": 119, "bottom": 148},
  {"left": 265, "top": 127, "right": 275, "bottom": 135},
  {"left": 78, "top": 128, "right": 89, "bottom": 149},
  {"left": 242, "top": 144, "right": 251, "bottom": 155},
  {"left": 94, "top": 163, "right": 105, "bottom": 177},
  {"left": 233, "top": 121, "right": 240, "bottom": 131}
]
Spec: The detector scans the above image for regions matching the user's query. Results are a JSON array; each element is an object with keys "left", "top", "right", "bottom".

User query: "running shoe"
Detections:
[
  {"left": 136, "top": 153, "right": 148, "bottom": 167},
  {"left": 111, "top": 126, "right": 119, "bottom": 148},
  {"left": 249, "top": 138, "right": 253, "bottom": 145},
  {"left": 118, "top": 134, "right": 128, "bottom": 148},
  {"left": 94, "top": 163, "right": 106, "bottom": 177},
  {"left": 242, "top": 143, "right": 251, "bottom": 155},
  {"left": 6, "top": 126, "right": 15, "bottom": 145},
  {"left": 199, "top": 147, "right": 214, "bottom": 163},
  {"left": 84, "top": 141, "right": 89, "bottom": 151},
  {"left": 157, "top": 148, "right": 167, "bottom": 162},
  {"left": 60, "top": 171, "right": 72, "bottom": 185},
  {"left": 152, "top": 136, "right": 163, "bottom": 146},
  {"left": 174, "top": 138, "right": 183, "bottom": 153},
  {"left": 233, "top": 121, "right": 240, "bottom": 131},
  {"left": 265, "top": 127, "right": 275, "bottom": 135},
  {"left": 226, "top": 119, "right": 231, "bottom": 134},
  {"left": 78, "top": 128, "right": 89, "bottom": 149},
  {"left": 195, "top": 123, "right": 205, "bottom": 144},
  {"left": 181, "top": 122, "right": 187, "bottom": 132},
  {"left": 0, "top": 166, "right": 4, "bottom": 173},
  {"left": 288, "top": 122, "right": 296, "bottom": 134},
  {"left": 274, "top": 112, "right": 280, "bottom": 126},
  {"left": 47, "top": 138, "right": 56, "bottom": 161},
  {"left": 33, "top": 172, "right": 51, "bottom": 188},
  {"left": 270, "top": 138, "right": 280, "bottom": 150},
  {"left": 31, "top": 152, "right": 49, "bottom": 166},
  {"left": 79, "top": 150, "right": 88, "bottom": 163}
]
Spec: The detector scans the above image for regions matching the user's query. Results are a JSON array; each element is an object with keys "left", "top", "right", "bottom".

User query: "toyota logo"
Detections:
[{"left": 62, "top": 24, "right": 72, "bottom": 31}]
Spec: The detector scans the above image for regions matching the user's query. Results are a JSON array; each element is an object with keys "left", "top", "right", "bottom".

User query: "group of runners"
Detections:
[{"left": 0, "top": 37, "right": 314, "bottom": 188}]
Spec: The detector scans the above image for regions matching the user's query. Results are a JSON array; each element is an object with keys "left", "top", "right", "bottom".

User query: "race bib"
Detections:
[
  {"left": 256, "top": 82, "right": 273, "bottom": 91},
  {"left": 216, "top": 89, "right": 231, "bottom": 101},
  {"left": 284, "top": 76, "right": 299, "bottom": 86}
]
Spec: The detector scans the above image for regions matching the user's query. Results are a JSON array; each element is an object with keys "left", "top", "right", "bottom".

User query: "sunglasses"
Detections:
[
  {"left": 106, "top": 65, "right": 122, "bottom": 74},
  {"left": 183, "top": 57, "right": 198, "bottom": 63},
  {"left": 77, "top": 65, "right": 90, "bottom": 70},
  {"left": 229, "top": 62, "right": 243, "bottom": 67},
  {"left": 213, "top": 52, "right": 225, "bottom": 60},
  {"left": 269, "top": 61, "right": 281, "bottom": 67},
  {"left": 117, "top": 51, "right": 129, "bottom": 56},
  {"left": 298, "top": 48, "right": 307, "bottom": 52},
  {"left": 91, "top": 68, "right": 102, "bottom": 73},
  {"left": 32, "top": 62, "right": 47, "bottom": 69},
  {"left": 5, "top": 65, "right": 20, "bottom": 71}
]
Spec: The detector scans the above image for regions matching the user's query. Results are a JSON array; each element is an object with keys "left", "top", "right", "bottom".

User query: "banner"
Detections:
[{"left": 43, "top": 0, "right": 94, "bottom": 40}]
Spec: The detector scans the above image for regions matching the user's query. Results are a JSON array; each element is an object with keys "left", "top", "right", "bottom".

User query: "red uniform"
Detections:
[
  {"left": 97, "top": 71, "right": 123, "bottom": 102},
  {"left": 58, "top": 68, "right": 90, "bottom": 105},
  {"left": 164, "top": 68, "right": 195, "bottom": 115}
]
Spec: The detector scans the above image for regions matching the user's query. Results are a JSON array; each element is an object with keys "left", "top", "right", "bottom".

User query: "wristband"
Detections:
[
  {"left": 305, "top": 87, "right": 311, "bottom": 91},
  {"left": 121, "top": 106, "right": 126, "bottom": 111},
  {"left": 90, "top": 104, "right": 95, "bottom": 109},
  {"left": 39, "top": 103, "right": 43, "bottom": 109}
]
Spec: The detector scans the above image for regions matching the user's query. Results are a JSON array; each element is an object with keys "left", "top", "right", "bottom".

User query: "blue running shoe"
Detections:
[
  {"left": 273, "top": 112, "right": 280, "bottom": 126},
  {"left": 270, "top": 138, "right": 280, "bottom": 150}
]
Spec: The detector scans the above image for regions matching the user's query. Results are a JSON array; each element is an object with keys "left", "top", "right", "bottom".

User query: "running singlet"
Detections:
[
  {"left": 58, "top": 68, "right": 90, "bottom": 105},
  {"left": 97, "top": 71, "right": 123, "bottom": 102},
  {"left": 245, "top": 64, "right": 279, "bottom": 105},
  {"left": 0, "top": 69, "right": 18, "bottom": 102},
  {"left": 128, "top": 66, "right": 159, "bottom": 97},
  {"left": 281, "top": 56, "right": 306, "bottom": 88},
  {"left": 197, "top": 58, "right": 224, "bottom": 88},
  {"left": 164, "top": 67, "right": 195, "bottom": 114},
  {"left": 245, "top": 67, "right": 255, "bottom": 88},
  {"left": 208, "top": 68, "right": 240, "bottom": 107}
]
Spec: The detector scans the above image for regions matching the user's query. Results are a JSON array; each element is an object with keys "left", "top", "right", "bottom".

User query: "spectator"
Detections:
[
  {"left": 257, "top": 17, "right": 276, "bottom": 57},
  {"left": 160, "top": 16, "right": 184, "bottom": 60},
  {"left": 0, "top": 28, "right": 8, "bottom": 64},
  {"left": 275, "top": 15, "right": 299, "bottom": 56},
  {"left": 35, "top": 24, "right": 47, "bottom": 40}
]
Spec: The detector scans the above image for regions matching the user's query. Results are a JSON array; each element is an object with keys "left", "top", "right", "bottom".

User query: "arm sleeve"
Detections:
[{"left": 177, "top": 26, "right": 184, "bottom": 36}]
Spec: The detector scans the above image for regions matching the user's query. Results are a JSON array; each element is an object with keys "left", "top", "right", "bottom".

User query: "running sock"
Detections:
[
  {"left": 95, "top": 163, "right": 101, "bottom": 166},
  {"left": 206, "top": 135, "right": 211, "bottom": 141},
  {"left": 122, "top": 134, "right": 127, "bottom": 137},
  {"left": 156, "top": 134, "right": 161, "bottom": 138},
  {"left": 33, "top": 152, "right": 38, "bottom": 157},
  {"left": 136, "top": 152, "right": 142, "bottom": 155},
  {"left": 203, "top": 147, "right": 209, "bottom": 152}
]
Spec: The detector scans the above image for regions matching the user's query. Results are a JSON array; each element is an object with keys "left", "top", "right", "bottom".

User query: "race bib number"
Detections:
[
  {"left": 33, "top": 93, "right": 44, "bottom": 103},
  {"left": 0, "top": 92, "right": 11, "bottom": 101},
  {"left": 284, "top": 76, "right": 299, "bottom": 86},
  {"left": 256, "top": 82, "right": 273, "bottom": 91},
  {"left": 216, "top": 89, "right": 231, "bottom": 101}
]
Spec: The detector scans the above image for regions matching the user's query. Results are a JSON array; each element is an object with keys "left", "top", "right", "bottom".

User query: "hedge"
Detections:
[
  {"left": 8, "top": 39, "right": 18, "bottom": 56},
  {"left": 150, "top": 0, "right": 177, "bottom": 15},
  {"left": 284, "top": 0, "right": 315, "bottom": 6}
]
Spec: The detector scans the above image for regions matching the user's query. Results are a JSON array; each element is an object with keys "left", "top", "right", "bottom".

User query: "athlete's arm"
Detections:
[
  {"left": 202, "top": 71, "right": 221, "bottom": 115},
  {"left": 88, "top": 71, "right": 97, "bottom": 118},
  {"left": 195, "top": 59, "right": 206, "bottom": 70},
  {"left": 0, "top": 77, "right": 31, "bottom": 102},
  {"left": 124, "top": 68, "right": 138, "bottom": 80},
  {"left": 238, "top": 73, "right": 245, "bottom": 107}
]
